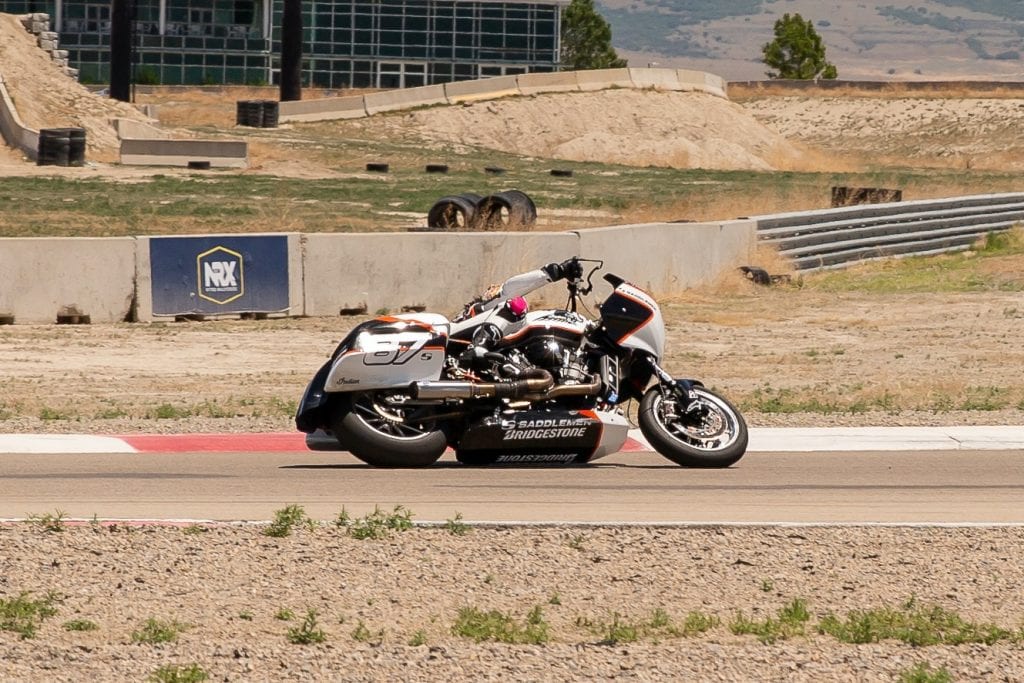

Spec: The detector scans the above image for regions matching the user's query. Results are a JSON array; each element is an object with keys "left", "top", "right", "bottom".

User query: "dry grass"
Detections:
[{"left": 730, "top": 82, "right": 1024, "bottom": 102}]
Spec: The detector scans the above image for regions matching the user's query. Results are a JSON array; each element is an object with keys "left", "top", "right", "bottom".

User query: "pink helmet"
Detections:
[{"left": 506, "top": 296, "right": 529, "bottom": 317}]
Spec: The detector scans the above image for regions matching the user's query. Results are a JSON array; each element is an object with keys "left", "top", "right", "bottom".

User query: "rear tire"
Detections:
[
  {"left": 639, "top": 385, "right": 747, "bottom": 468},
  {"left": 332, "top": 391, "right": 447, "bottom": 467}
]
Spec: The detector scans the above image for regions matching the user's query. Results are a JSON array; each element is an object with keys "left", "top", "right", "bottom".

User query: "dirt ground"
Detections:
[{"left": 2, "top": 280, "right": 1023, "bottom": 435}]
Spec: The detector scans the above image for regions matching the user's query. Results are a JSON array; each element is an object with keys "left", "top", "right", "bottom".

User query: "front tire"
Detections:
[
  {"left": 332, "top": 391, "right": 447, "bottom": 467},
  {"left": 639, "top": 385, "right": 748, "bottom": 468}
]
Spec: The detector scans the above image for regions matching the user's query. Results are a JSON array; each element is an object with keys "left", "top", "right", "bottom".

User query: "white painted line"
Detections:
[
  {"left": 0, "top": 434, "right": 137, "bottom": 454},
  {"left": 748, "top": 426, "right": 1024, "bottom": 451},
  {"left": 0, "top": 426, "right": 1022, "bottom": 454}
]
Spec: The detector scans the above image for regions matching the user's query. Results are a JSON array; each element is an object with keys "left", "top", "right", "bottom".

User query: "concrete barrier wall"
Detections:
[
  {"left": 516, "top": 71, "right": 580, "bottom": 95},
  {"left": 364, "top": 84, "right": 447, "bottom": 114},
  {"left": 0, "top": 237, "right": 136, "bottom": 323},
  {"left": 277, "top": 94, "right": 367, "bottom": 121},
  {"left": 0, "top": 222, "right": 755, "bottom": 323},
  {"left": 628, "top": 68, "right": 683, "bottom": 91},
  {"left": 119, "top": 138, "right": 248, "bottom": 168},
  {"left": 575, "top": 68, "right": 633, "bottom": 91},
  {"left": 302, "top": 222, "right": 754, "bottom": 316},
  {"left": 279, "top": 68, "right": 730, "bottom": 123},
  {"left": 574, "top": 221, "right": 757, "bottom": 300},
  {"left": 0, "top": 73, "right": 39, "bottom": 161},
  {"left": 444, "top": 75, "right": 521, "bottom": 104},
  {"left": 302, "top": 232, "right": 579, "bottom": 316},
  {"left": 133, "top": 233, "right": 304, "bottom": 321}
]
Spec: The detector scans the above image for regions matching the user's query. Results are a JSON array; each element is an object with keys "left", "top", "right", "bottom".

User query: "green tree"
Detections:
[
  {"left": 762, "top": 13, "right": 837, "bottom": 80},
  {"left": 561, "top": 0, "right": 628, "bottom": 71}
]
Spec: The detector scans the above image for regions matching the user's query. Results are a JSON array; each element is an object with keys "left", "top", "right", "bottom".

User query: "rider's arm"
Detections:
[{"left": 469, "top": 258, "right": 582, "bottom": 315}]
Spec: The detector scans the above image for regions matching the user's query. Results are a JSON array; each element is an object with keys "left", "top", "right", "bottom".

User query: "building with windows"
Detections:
[{"left": 1, "top": 0, "right": 564, "bottom": 87}]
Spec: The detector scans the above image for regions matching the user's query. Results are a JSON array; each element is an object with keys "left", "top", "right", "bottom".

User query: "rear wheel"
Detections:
[
  {"left": 639, "top": 385, "right": 748, "bottom": 468},
  {"left": 332, "top": 391, "right": 447, "bottom": 467}
]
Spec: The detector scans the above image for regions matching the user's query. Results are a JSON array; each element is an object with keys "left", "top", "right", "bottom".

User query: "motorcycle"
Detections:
[{"left": 295, "top": 257, "right": 748, "bottom": 468}]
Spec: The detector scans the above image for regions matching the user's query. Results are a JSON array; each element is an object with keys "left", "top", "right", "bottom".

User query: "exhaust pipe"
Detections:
[
  {"left": 412, "top": 369, "right": 553, "bottom": 400},
  {"left": 411, "top": 370, "right": 601, "bottom": 401},
  {"left": 525, "top": 377, "right": 602, "bottom": 400}
]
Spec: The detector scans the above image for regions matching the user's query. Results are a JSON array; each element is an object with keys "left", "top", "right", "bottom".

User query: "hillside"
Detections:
[
  {"left": 350, "top": 89, "right": 806, "bottom": 171},
  {"left": 602, "top": 0, "right": 1024, "bottom": 80},
  {"left": 0, "top": 13, "right": 152, "bottom": 161}
]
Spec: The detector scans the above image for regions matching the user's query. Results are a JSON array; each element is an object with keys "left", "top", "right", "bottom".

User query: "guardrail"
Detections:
[{"left": 753, "top": 193, "right": 1024, "bottom": 271}]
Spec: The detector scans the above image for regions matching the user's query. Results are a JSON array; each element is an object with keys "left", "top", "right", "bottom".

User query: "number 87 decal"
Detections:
[{"left": 363, "top": 338, "right": 433, "bottom": 365}]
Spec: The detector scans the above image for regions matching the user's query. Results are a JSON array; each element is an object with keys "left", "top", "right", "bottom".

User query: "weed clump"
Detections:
[
  {"left": 336, "top": 505, "right": 414, "bottom": 540},
  {"left": 452, "top": 605, "right": 549, "bottom": 644},
  {"left": 263, "top": 504, "right": 313, "bottom": 538},
  {"left": 0, "top": 592, "right": 59, "bottom": 639},
  {"left": 287, "top": 609, "right": 327, "bottom": 645}
]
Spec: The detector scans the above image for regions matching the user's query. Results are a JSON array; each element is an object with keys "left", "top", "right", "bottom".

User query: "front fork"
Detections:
[{"left": 645, "top": 356, "right": 700, "bottom": 413}]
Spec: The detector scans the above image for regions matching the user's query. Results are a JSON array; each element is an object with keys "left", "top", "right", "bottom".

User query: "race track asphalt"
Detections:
[{"left": 1, "top": 442, "right": 1022, "bottom": 525}]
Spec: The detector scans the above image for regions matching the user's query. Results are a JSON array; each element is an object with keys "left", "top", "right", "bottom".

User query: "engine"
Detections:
[
  {"left": 446, "top": 308, "right": 598, "bottom": 390},
  {"left": 515, "top": 336, "right": 589, "bottom": 384}
]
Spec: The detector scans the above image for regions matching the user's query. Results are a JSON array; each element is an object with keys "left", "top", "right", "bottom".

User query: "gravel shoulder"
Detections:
[{"left": 2, "top": 524, "right": 1023, "bottom": 682}]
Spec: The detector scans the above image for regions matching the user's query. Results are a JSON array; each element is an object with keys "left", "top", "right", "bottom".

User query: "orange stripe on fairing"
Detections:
[
  {"left": 613, "top": 289, "right": 656, "bottom": 345},
  {"left": 375, "top": 316, "right": 437, "bottom": 332}
]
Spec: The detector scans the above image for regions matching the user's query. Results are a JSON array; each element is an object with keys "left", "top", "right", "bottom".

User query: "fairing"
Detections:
[
  {"left": 323, "top": 315, "right": 449, "bottom": 392},
  {"left": 599, "top": 281, "right": 666, "bottom": 360},
  {"left": 454, "top": 408, "right": 629, "bottom": 464}
]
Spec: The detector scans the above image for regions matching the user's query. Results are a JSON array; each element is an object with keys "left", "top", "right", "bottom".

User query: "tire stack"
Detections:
[
  {"left": 475, "top": 190, "right": 537, "bottom": 230},
  {"left": 426, "top": 193, "right": 482, "bottom": 230},
  {"left": 37, "top": 128, "right": 86, "bottom": 167},
  {"left": 426, "top": 190, "right": 537, "bottom": 231},
  {"left": 235, "top": 100, "right": 280, "bottom": 128}
]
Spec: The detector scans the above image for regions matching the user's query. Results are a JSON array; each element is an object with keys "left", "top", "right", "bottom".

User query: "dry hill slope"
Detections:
[
  {"left": 350, "top": 89, "right": 807, "bottom": 171},
  {"left": 0, "top": 13, "right": 152, "bottom": 161}
]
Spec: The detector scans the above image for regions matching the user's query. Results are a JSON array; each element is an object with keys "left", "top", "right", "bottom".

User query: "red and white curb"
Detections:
[{"left": 1, "top": 426, "right": 1024, "bottom": 454}]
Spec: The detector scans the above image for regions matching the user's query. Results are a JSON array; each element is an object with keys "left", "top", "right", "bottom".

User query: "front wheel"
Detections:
[
  {"left": 332, "top": 391, "right": 448, "bottom": 467},
  {"left": 639, "top": 385, "right": 748, "bottom": 468}
]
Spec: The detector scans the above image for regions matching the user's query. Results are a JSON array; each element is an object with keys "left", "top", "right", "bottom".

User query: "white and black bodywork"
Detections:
[{"left": 296, "top": 257, "right": 747, "bottom": 468}]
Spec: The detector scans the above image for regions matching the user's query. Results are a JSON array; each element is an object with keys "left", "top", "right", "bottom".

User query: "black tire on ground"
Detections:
[
  {"left": 260, "top": 100, "right": 280, "bottom": 128},
  {"left": 638, "top": 385, "right": 748, "bottom": 468},
  {"left": 331, "top": 392, "right": 447, "bottom": 468},
  {"left": 65, "top": 128, "right": 86, "bottom": 167},
  {"left": 550, "top": 168, "right": 573, "bottom": 177},
  {"left": 484, "top": 166, "right": 506, "bottom": 175},
  {"left": 427, "top": 193, "right": 482, "bottom": 230},
  {"left": 37, "top": 128, "right": 70, "bottom": 166},
  {"left": 235, "top": 100, "right": 262, "bottom": 127},
  {"left": 475, "top": 189, "right": 537, "bottom": 230},
  {"left": 425, "top": 163, "right": 449, "bottom": 173},
  {"left": 366, "top": 162, "right": 390, "bottom": 173}
]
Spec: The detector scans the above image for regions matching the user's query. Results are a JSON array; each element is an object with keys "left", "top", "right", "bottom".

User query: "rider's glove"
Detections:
[
  {"left": 541, "top": 261, "right": 564, "bottom": 282},
  {"left": 542, "top": 258, "right": 583, "bottom": 282}
]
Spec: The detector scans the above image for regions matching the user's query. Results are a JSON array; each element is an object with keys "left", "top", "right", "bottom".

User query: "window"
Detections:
[
  {"left": 234, "top": 0, "right": 255, "bottom": 25},
  {"left": 84, "top": 4, "right": 109, "bottom": 33}
]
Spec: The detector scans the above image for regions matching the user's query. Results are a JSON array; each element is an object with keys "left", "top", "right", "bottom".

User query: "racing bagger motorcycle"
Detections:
[{"left": 295, "top": 257, "right": 748, "bottom": 468}]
